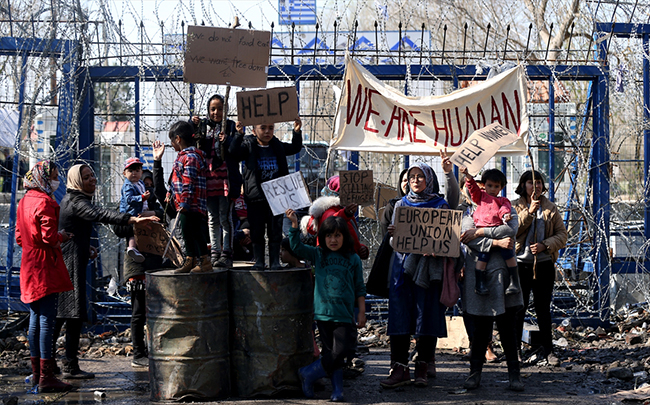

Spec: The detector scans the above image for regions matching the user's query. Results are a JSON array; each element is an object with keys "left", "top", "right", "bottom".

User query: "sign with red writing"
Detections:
[
  {"left": 450, "top": 123, "right": 519, "bottom": 176},
  {"left": 331, "top": 54, "right": 529, "bottom": 156}
]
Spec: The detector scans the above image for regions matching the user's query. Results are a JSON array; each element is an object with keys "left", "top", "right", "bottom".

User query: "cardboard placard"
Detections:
[
  {"left": 184, "top": 25, "right": 271, "bottom": 87},
  {"left": 261, "top": 171, "right": 312, "bottom": 216},
  {"left": 339, "top": 170, "right": 374, "bottom": 206},
  {"left": 391, "top": 206, "right": 462, "bottom": 257},
  {"left": 361, "top": 182, "right": 398, "bottom": 220},
  {"left": 134, "top": 222, "right": 184, "bottom": 267},
  {"left": 450, "top": 122, "right": 520, "bottom": 176},
  {"left": 236, "top": 86, "right": 299, "bottom": 126}
]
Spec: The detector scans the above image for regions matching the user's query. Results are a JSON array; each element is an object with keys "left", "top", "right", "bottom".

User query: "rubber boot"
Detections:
[
  {"left": 252, "top": 243, "right": 266, "bottom": 270},
  {"left": 330, "top": 368, "right": 344, "bottom": 402},
  {"left": 505, "top": 266, "right": 521, "bottom": 295},
  {"left": 474, "top": 269, "right": 489, "bottom": 296},
  {"left": 61, "top": 357, "right": 95, "bottom": 379},
  {"left": 414, "top": 361, "right": 428, "bottom": 387},
  {"left": 40, "top": 359, "right": 73, "bottom": 392},
  {"left": 298, "top": 358, "right": 328, "bottom": 398},
  {"left": 427, "top": 352, "right": 436, "bottom": 378},
  {"left": 30, "top": 356, "right": 40, "bottom": 387},
  {"left": 191, "top": 254, "right": 213, "bottom": 273},
  {"left": 174, "top": 257, "right": 194, "bottom": 274},
  {"left": 463, "top": 360, "right": 483, "bottom": 390},
  {"left": 507, "top": 361, "right": 524, "bottom": 391},
  {"left": 269, "top": 242, "right": 282, "bottom": 270},
  {"left": 380, "top": 362, "right": 411, "bottom": 388}
]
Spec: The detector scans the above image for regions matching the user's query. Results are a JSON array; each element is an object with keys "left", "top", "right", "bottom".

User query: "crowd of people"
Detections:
[{"left": 15, "top": 93, "right": 567, "bottom": 399}]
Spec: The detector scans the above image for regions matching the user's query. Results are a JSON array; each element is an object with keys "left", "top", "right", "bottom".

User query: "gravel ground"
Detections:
[{"left": 0, "top": 347, "right": 634, "bottom": 404}]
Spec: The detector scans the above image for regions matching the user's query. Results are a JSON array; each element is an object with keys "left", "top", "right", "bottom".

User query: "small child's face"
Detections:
[
  {"left": 483, "top": 179, "right": 503, "bottom": 197},
  {"left": 124, "top": 165, "right": 143, "bottom": 183},
  {"left": 325, "top": 230, "right": 344, "bottom": 252},
  {"left": 208, "top": 99, "right": 224, "bottom": 123},
  {"left": 254, "top": 124, "right": 275, "bottom": 146}
]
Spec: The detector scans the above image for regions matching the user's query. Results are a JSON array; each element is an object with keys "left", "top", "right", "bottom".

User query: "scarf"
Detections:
[
  {"left": 66, "top": 164, "right": 95, "bottom": 197},
  {"left": 24, "top": 160, "right": 55, "bottom": 195}
]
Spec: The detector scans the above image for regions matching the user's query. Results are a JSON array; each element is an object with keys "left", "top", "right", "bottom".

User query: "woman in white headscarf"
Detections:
[{"left": 53, "top": 164, "right": 157, "bottom": 379}]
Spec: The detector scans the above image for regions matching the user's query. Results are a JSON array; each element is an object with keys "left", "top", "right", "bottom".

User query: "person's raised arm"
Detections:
[{"left": 282, "top": 117, "right": 303, "bottom": 155}]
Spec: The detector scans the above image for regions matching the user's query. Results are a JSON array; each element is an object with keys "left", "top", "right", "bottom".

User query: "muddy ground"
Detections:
[{"left": 0, "top": 345, "right": 643, "bottom": 404}]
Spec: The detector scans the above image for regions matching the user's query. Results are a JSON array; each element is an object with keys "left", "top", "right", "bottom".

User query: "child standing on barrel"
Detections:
[
  {"left": 228, "top": 119, "right": 302, "bottom": 270},
  {"left": 286, "top": 208, "right": 366, "bottom": 402},
  {"left": 168, "top": 121, "right": 211, "bottom": 274}
]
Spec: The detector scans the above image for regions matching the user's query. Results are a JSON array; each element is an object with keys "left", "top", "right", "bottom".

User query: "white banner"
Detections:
[{"left": 331, "top": 55, "right": 529, "bottom": 155}]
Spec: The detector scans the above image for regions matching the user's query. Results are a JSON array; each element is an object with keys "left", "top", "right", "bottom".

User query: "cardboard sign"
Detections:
[
  {"left": 236, "top": 86, "right": 299, "bottom": 126},
  {"left": 450, "top": 123, "right": 519, "bottom": 176},
  {"left": 261, "top": 171, "right": 312, "bottom": 216},
  {"left": 361, "top": 182, "right": 398, "bottom": 220},
  {"left": 339, "top": 170, "right": 374, "bottom": 206},
  {"left": 391, "top": 206, "right": 462, "bottom": 257},
  {"left": 134, "top": 222, "right": 184, "bottom": 267},
  {"left": 184, "top": 25, "right": 271, "bottom": 87}
]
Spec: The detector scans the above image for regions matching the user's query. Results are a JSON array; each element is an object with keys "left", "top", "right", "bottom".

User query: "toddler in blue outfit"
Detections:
[{"left": 119, "top": 157, "right": 150, "bottom": 263}]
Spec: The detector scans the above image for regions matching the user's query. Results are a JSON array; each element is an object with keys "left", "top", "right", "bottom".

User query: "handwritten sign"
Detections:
[
  {"left": 236, "top": 86, "right": 299, "bottom": 126},
  {"left": 450, "top": 123, "right": 519, "bottom": 176},
  {"left": 391, "top": 206, "right": 462, "bottom": 257},
  {"left": 361, "top": 182, "right": 398, "bottom": 220},
  {"left": 331, "top": 55, "right": 529, "bottom": 155},
  {"left": 134, "top": 222, "right": 184, "bottom": 267},
  {"left": 261, "top": 171, "right": 312, "bottom": 216},
  {"left": 184, "top": 25, "right": 271, "bottom": 87},
  {"left": 339, "top": 170, "right": 374, "bottom": 206}
]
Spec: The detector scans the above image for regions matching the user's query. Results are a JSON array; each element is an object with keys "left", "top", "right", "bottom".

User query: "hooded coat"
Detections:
[{"left": 16, "top": 189, "right": 73, "bottom": 304}]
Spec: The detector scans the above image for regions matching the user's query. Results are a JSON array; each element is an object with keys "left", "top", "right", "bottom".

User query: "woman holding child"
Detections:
[{"left": 459, "top": 166, "right": 524, "bottom": 392}]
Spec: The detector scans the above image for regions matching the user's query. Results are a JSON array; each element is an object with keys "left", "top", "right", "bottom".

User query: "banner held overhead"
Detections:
[{"left": 331, "top": 54, "right": 529, "bottom": 156}]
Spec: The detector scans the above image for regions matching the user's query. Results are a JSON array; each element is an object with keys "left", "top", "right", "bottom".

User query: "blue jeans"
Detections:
[
  {"left": 207, "top": 195, "right": 234, "bottom": 256},
  {"left": 29, "top": 293, "right": 58, "bottom": 359}
]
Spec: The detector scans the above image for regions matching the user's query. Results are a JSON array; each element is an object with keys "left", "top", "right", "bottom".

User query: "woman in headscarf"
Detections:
[
  {"left": 54, "top": 164, "right": 157, "bottom": 379},
  {"left": 380, "top": 161, "right": 460, "bottom": 388},
  {"left": 16, "top": 161, "right": 73, "bottom": 392}
]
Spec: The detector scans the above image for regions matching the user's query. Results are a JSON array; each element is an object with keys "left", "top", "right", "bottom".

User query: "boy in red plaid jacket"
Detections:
[{"left": 168, "top": 121, "right": 211, "bottom": 274}]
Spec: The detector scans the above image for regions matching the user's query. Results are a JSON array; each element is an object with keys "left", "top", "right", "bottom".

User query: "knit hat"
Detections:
[
  {"left": 124, "top": 157, "right": 143, "bottom": 170},
  {"left": 320, "top": 175, "right": 340, "bottom": 197}
]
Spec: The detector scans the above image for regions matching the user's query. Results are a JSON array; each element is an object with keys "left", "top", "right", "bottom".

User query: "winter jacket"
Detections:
[
  {"left": 228, "top": 130, "right": 302, "bottom": 203},
  {"left": 513, "top": 195, "right": 568, "bottom": 263},
  {"left": 170, "top": 146, "right": 208, "bottom": 216},
  {"left": 119, "top": 180, "right": 146, "bottom": 216},
  {"left": 300, "top": 195, "right": 369, "bottom": 259},
  {"left": 466, "top": 176, "right": 512, "bottom": 227},
  {"left": 57, "top": 189, "right": 131, "bottom": 320},
  {"left": 16, "top": 189, "right": 73, "bottom": 304}
]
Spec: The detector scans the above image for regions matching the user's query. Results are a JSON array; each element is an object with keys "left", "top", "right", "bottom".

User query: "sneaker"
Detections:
[
  {"left": 131, "top": 356, "right": 149, "bottom": 369},
  {"left": 127, "top": 247, "right": 145, "bottom": 263},
  {"left": 214, "top": 255, "right": 233, "bottom": 268}
]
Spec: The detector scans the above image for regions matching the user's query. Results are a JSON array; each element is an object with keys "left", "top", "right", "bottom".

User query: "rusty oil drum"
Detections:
[
  {"left": 229, "top": 267, "right": 314, "bottom": 397},
  {"left": 146, "top": 269, "right": 230, "bottom": 401}
]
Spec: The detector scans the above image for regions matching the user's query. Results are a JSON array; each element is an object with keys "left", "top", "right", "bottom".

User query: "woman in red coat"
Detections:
[{"left": 16, "top": 161, "right": 73, "bottom": 393}]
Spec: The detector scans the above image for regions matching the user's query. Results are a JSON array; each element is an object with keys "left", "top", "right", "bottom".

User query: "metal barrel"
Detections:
[
  {"left": 229, "top": 267, "right": 314, "bottom": 397},
  {"left": 146, "top": 269, "right": 230, "bottom": 401}
]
